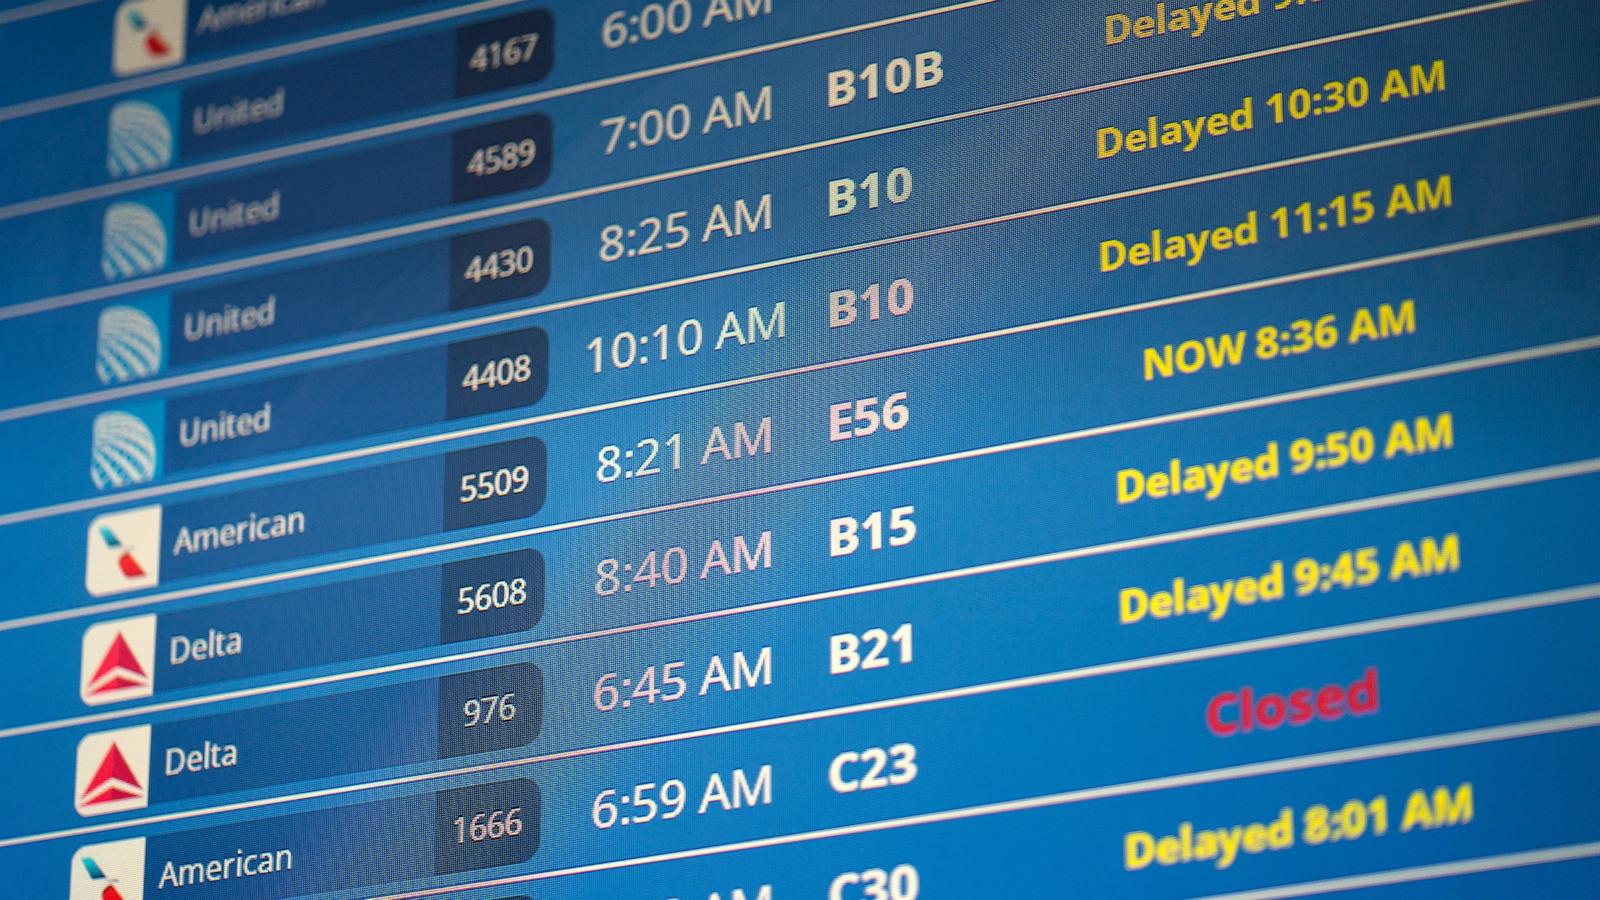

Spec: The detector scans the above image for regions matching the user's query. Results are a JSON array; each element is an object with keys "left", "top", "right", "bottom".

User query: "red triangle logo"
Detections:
[
  {"left": 81, "top": 742, "right": 144, "bottom": 808},
  {"left": 88, "top": 633, "right": 149, "bottom": 697}
]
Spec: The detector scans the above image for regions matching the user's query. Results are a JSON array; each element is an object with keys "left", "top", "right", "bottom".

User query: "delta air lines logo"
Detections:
[
  {"left": 75, "top": 724, "right": 152, "bottom": 816},
  {"left": 86, "top": 505, "right": 163, "bottom": 597},
  {"left": 81, "top": 615, "right": 158, "bottom": 705},
  {"left": 91, "top": 407, "right": 163, "bottom": 491},
  {"left": 102, "top": 200, "right": 170, "bottom": 282},
  {"left": 96, "top": 300, "right": 167, "bottom": 385},
  {"left": 113, "top": 0, "right": 187, "bottom": 76},
  {"left": 71, "top": 837, "right": 147, "bottom": 900},
  {"left": 107, "top": 98, "right": 175, "bottom": 178}
]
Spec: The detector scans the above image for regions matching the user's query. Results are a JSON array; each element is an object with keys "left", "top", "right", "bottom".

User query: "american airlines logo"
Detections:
[
  {"left": 85, "top": 505, "right": 163, "bottom": 597},
  {"left": 112, "top": 0, "right": 187, "bottom": 76},
  {"left": 81, "top": 615, "right": 158, "bottom": 705},
  {"left": 75, "top": 725, "right": 152, "bottom": 817},
  {"left": 71, "top": 837, "right": 146, "bottom": 900}
]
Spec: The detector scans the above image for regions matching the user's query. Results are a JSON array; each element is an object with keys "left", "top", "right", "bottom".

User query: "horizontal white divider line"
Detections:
[
  {"left": 3, "top": 577, "right": 1595, "bottom": 850},
  {"left": 0, "top": 0, "right": 1514, "bottom": 221},
  {"left": 4, "top": 334, "right": 1597, "bottom": 636},
  {"left": 5, "top": 77, "right": 1592, "bottom": 326},
  {"left": 0, "top": 0, "right": 529, "bottom": 123},
  {"left": 375, "top": 708, "right": 1600, "bottom": 898},
  {"left": 7, "top": 209, "right": 1595, "bottom": 525},
  {"left": 0, "top": 0, "right": 1001, "bottom": 221},
  {"left": 1195, "top": 840, "right": 1600, "bottom": 899},
  {"left": 0, "top": 0, "right": 95, "bottom": 28}
]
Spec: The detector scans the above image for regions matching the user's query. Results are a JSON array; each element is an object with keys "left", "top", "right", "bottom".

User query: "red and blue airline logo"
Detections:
[
  {"left": 81, "top": 856, "right": 129, "bottom": 900},
  {"left": 71, "top": 837, "right": 145, "bottom": 900},
  {"left": 124, "top": 9, "right": 174, "bottom": 58},
  {"left": 100, "top": 526, "right": 148, "bottom": 579},
  {"left": 112, "top": 0, "right": 187, "bottom": 76},
  {"left": 85, "top": 506, "right": 162, "bottom": 597}
]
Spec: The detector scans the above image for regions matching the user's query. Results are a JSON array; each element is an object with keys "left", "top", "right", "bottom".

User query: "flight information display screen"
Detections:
[{"left": 1, "top": 0, "right": 1597, "bottom": 896}]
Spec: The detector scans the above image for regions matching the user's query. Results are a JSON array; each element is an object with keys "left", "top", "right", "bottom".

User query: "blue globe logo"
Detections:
[
  {"left": 101, "top": 201, "right": 168, "bottom": 281},
  {"left": 96, "top": 305, "right": 164, "bottom": 385},
  {"left": 91, "top": 411, "right": 160, "bottom": 490},
  {"left": 107, "top": 99, "right": 174, "bottom": 178}
]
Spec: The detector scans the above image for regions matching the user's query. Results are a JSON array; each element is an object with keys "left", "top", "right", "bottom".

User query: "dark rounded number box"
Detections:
[
  {"left": 455, "top": 10, "right": 555, "bottom": 97},
  {"left": 443, "top": 436, "right": 547, "bottom": 530},
  {"left": 446, "top": 326, "right": 549, "bottom": 419},
  {"left": 435, "top": 778, "right": 541, "bottom": 875},
  {"left": 437, "top": 662, "right": 543, "bottom": 758},
  {"left": 449, "top": 219, "right": 552, "bottom": 310},
  {"left": 441, "top": 548, "right": 546, "bottom": 642},
  {"left": 452, "top": 113, "right": 554, "bottom": 203}
]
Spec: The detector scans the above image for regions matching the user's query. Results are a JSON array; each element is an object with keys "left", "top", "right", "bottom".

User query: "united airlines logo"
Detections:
[
  {"left": 96, "top": 302, "right": 166, "bottom": 385},
  {"left": 113, "top": 0, "right": 187, "bottom": 76},
  {"left": 101, "top": 201, "right": 170, "bottom": 281},
  {"left": 102, "top": 201, "right": 170, "bottom": 281},
  {"left": 91, "top": 409, "right": 162, "bottom": 491},
  {"left": 86, "top": 505, "right": 163, "bottom": 597},
  {"left": 81, "top": 615, "right": 158, "bottom": 705},
  {"left": 71, "top": 837, "right": 146, "bottom": 900},
  {"left": 107, "top": 99, "right": 174, "bottom": 178},
  {"left": 75, "top": 725, "right": 152, "bottom": 816}
]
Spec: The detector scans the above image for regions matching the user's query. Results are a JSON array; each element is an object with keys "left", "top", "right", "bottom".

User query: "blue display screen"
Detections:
[{"left": 2, "top": 0, "right": 1598, "bottom": 897}]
